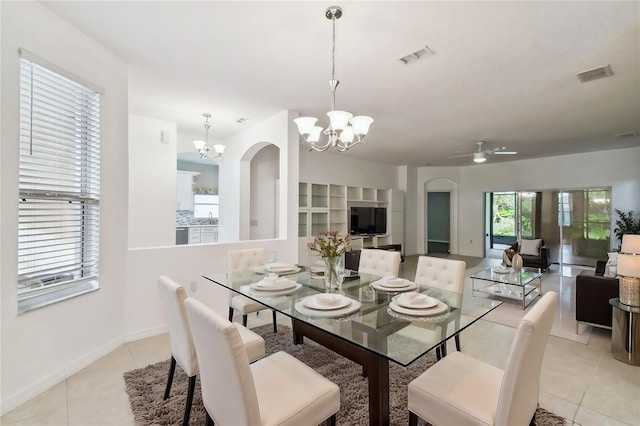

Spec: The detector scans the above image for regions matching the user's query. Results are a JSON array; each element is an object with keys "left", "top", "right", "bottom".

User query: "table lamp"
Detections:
[{"left": 617, "top": 234, "right": 640, "bottom": 306}]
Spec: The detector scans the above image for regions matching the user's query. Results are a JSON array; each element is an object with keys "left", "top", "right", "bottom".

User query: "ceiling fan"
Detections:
[{"left": 450, "top": 141, "right": 518, "bottom": 163}]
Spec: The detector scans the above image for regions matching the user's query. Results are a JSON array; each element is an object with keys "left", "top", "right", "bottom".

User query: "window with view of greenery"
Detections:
[
  {"left": 492, "top": 192, "right": 516, "bottom": 237},
  {"left": 583, "top": 189, "right": 610, "bottom": 240}
]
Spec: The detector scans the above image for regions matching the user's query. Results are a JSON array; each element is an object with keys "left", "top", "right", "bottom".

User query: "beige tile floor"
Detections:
[{"left": 2, "top": 256, "right": 639, "bottom": 426}]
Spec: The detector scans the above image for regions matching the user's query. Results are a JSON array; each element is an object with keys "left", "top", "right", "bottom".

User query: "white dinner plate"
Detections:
[
  {"left": 250, "top": 278, "right": 297, "bottom": 291},
  {"left": 295, "top": 297, "right": 361, "bottom": 318},
  {"left": 389, "top": 299, "right": 449, "bottom": 316},
  {"left": 245, "top": 283, "right": 302, "bottom": 296},
  {"left": 304, "top": 294, "right": 352, "bottom": 310},
  {"left": 264, "top": 263, "right": 301, "bottom": 274},
  {"left": 395, "top": 293, "right": 438, "bottom": 309},
  {"left": 370, "top": 281, "right": 417, "bottom": 292}
]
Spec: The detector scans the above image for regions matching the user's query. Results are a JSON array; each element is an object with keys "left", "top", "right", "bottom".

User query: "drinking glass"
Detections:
[{"left": 266, "top": 250, "right": 277, "bottom": 265}]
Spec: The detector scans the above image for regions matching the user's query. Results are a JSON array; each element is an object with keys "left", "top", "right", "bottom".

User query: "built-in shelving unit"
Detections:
[{"left": 298, "top": 182, "right": 404, "bottom": 262}]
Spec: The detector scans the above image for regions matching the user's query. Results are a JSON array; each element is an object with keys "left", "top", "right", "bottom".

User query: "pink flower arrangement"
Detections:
[{"left": 308, "top": 231, "right": 351, "bottom": 258}]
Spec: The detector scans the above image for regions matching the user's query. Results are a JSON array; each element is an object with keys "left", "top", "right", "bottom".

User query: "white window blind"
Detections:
[{"left": 18, "top": 53, "right": 101, "bottom": 313}]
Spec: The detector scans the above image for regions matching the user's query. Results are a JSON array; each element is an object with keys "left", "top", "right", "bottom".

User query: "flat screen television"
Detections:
[{"left": 350, "top": 207, "right": 387, "bottom": 235}]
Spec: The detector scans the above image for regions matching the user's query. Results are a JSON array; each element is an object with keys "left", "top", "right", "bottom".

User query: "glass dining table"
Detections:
[{"left": 203, "top": 268, "right": 502, "bottom": 426}]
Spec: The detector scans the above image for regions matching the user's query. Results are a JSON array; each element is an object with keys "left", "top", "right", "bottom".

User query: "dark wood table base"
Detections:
[{"left": 292, "top": 319, "right": 390, "bottom": 426}]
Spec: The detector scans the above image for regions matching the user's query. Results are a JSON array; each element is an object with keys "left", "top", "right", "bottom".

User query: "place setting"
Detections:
[
  {"left": 370, "top": 275, "right": 417, "bottom": 292},
  {"left": 244, "top": 273, "right": 302, "bottom": 296},
  {"left": 387, "top": 291, "right": 449, "bottom": 320},
  {"left": 295, "top": 292, "right": 362, "bottom": 318},
  {"left": 253, "top": 262, "right": 302, "bottom": 275}
]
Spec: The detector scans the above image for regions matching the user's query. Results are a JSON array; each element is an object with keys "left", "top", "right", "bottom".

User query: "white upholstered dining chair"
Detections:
[
  {"left": 227, "top": 248, "right": 278, "bottom": 333},
  {"left": 158, "top": 276, "right": 265, "bottom": 426},
  {"left": 358, "top": 248, "right": 401, "bottom": 277},
  {"left": 414, "top": 255, "right": 466, "bottom": 357},
  {"left": 185, "top": 296, "right": 341, "bottom": 426},
  {"left": 408, "top": 291, "right": 558, "bottom": 426}
]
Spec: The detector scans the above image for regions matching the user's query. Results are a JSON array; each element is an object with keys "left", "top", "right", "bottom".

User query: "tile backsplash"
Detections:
[{"left": 176, "top": 210, "right": 219, "bottom": 226}]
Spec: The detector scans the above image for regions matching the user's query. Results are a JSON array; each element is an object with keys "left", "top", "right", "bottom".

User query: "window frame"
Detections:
[{"left": 17, "top": 50, "right": 103, "bottom": 314}]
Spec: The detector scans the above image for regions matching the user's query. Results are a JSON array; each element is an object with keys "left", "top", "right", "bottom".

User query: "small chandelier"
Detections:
[
  {"left": 193, "top": 113, "right": 225, "bottom": 159},
  {"left": 293, "top": 6, "right": 373, "bottom": 152}
]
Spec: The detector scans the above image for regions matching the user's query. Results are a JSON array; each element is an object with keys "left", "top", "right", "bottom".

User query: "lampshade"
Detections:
[
  {"left": 293, "top": 117, "right": 318, "bottom": 136},
  {"left": 618, "top": 254, "right": 640, "bottom": 278},
  {"left": 474, "top": 152, "right": 486, "bottom": 163},
  {"left": 327, "top": 110, "right": 353, "bottom": 131},
  {"left": 350, "top": 116, "right": 374, "bottom": 136},
  {"left": 340, "top": 126, "right": 354, "bottom": 143},
  {"left": 213, "top": 144, "right": 225, "bottom": 155},
  {"left": 621, "top": 234, "right": 640, "bottom": 254},
  {"left": 309, "top": 126, "right": 323, "bottom": 143},
  {"left": 193, "top": 140, "right": 206, "bottom": 150}
]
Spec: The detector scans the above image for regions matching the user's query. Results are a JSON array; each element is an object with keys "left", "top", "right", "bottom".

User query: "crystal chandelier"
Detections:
[
  {"left": 193, "top": 113, "right": 225, "bottom": 159},
  {"left": 293, "top": 6, "right": 373, "bottom": 152}
]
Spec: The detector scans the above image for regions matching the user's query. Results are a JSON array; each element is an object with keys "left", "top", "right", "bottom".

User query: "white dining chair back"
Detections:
[
  {"left": 358, "top": 249, "right": 401, "bottom": 277},
  {"left": 414, "top": 255, "right": 466, "bottom": 293},
  {"left": 496, "top": 291, "right": 558, "bottom": 425},
  {"left": 408, "top": 291, "right": 558, "bottom": 426},
  {"left": 158, "top": 275, "right": 265, "bottom": 426},
  {"left": 185, "top": 297, "right": 340, "bottom": 426},
  {"left": 186, "top": 296, "right": 261, "bottom": 425},
  {"left": 226, "top": 248, "right": 278, "bottom": 332},
  {"left": 158, "top": 276, "right": 198, "bottom": 377},
  {"left": 227, "top": 248, "right": 267, "bottom": 270}
]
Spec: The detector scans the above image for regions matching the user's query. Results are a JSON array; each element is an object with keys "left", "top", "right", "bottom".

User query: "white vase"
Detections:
[
  {"left": 502, "top": 252, "right": 512, "bottom": 266},
  {"left": 512, "top": 253, "right": 523, "bottom": 271}
]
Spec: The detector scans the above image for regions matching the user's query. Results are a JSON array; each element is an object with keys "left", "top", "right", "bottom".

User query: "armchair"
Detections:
[
  {"left": 575, "top": 260, "right": 619, "bottom": 332},
  {"left": 508, "top": 239, "right": 551, "bottom": 271}
]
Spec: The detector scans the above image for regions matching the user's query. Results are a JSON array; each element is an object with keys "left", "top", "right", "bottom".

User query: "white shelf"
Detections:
[{"left": 299, "top": 183, "right": 404, "bottom": 257}]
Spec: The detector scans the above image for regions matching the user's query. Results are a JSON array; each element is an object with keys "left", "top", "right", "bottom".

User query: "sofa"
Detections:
[
  {"left": 508, "top": 239, "right": 551, "bottom": 271},
  {"left": 575, "top": 260, "right": 619, "bottom": 332}
]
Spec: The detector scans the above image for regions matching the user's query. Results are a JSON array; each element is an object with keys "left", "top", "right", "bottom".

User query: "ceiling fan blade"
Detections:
[
  {"left": 493, "top": 151, "right": 518, "bottom": 155},
  {"left": 448, "top": 153, "right": 475, "bottom": 159}
]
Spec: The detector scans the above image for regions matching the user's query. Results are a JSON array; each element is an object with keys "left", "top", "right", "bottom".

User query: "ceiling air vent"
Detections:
[
  {"left": 399, "top": 45, "right": 435, "bottom": 65},
  {"left": 576, "top": 65, "right": 613, "bottom": 83}
]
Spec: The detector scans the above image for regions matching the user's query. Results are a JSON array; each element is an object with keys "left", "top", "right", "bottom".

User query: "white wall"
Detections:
[
  {"left": 124, "top": 110, "right": 299, "bottom": 338},
  {"left": 250, "top": 144, "right": 279, "bottom": 240},
  {"left": 416, "top": 147, "right": 640, "bottom": 257},
  {"left": 128, "top": 115, "right": 177, "bottom": 248},
  {"left": 0, "top": 2, "right": 129, "bottom": 413},
  {"left": 221, "top": 110, "right": 298, "bottom": 243},
  {"left": 299, "top": 150, "right": 399, "bottom": 189}
]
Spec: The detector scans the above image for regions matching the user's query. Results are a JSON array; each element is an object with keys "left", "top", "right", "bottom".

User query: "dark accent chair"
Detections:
[
  {"left": 508, "top": 240, "right": 551, "bottom": 271},
  {"left": 575, "top": 260, "right": 619, "bottom": 333}
]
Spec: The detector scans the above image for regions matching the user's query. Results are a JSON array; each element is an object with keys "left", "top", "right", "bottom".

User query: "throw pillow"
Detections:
[
  {"left": 520, "top": 239, "right": 542, "bottom": 256},
  {"left": 604, "top": 252, "right": 618, "bottom": 278}
]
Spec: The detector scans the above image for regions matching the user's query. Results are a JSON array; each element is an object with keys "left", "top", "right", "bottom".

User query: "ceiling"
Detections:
[{"left": 41, "top": 1, "right": 640, "bottom": 167}]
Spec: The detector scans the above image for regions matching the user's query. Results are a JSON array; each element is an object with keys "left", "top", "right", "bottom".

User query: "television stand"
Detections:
[{"left": 344, "top": 244, "right": 404, "bottom": 271}]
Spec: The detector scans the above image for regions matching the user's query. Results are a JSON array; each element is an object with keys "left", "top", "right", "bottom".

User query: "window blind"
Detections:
[{"left": 18, "top": 54, "right": 101, "bottom": 312}]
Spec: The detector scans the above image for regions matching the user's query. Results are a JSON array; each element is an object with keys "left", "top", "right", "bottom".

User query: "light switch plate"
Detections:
[{"left": 160, "top": 130, "right": 170, "bottom": 144}]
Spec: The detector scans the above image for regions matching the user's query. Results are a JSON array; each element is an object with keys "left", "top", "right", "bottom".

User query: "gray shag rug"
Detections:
[{"left": 124, "top": 324, "right": 566, "bottom": 425}]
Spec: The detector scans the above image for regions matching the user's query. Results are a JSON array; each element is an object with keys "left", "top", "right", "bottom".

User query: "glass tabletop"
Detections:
[
  {"left": 203, "top": 270, "right": 502, "bottom": 366},
  {"left": 470, "top": 267, "right": 542, "bottom": 287}
]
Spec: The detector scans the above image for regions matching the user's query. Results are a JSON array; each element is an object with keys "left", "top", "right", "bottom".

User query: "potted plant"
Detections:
[{"left": 613, "top": 209, "right": 640, "bottom": 249}]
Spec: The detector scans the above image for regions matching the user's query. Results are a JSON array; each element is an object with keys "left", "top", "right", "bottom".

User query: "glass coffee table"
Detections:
[{"left": 470, "top": 267, "right": 542, "bottom": 309}]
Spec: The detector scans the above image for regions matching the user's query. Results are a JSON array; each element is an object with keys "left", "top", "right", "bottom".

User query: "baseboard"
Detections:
[
  {"left": 124, "top": 324, "right": 168, "bottom": 342},
  {"left": 0, "top": 335, "right": 124, "bottom": 416}
]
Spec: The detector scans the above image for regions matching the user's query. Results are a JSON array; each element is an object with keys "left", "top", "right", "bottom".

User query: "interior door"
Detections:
[{"left": 427, "top": 192, "right": 450, "bottom": 254}]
